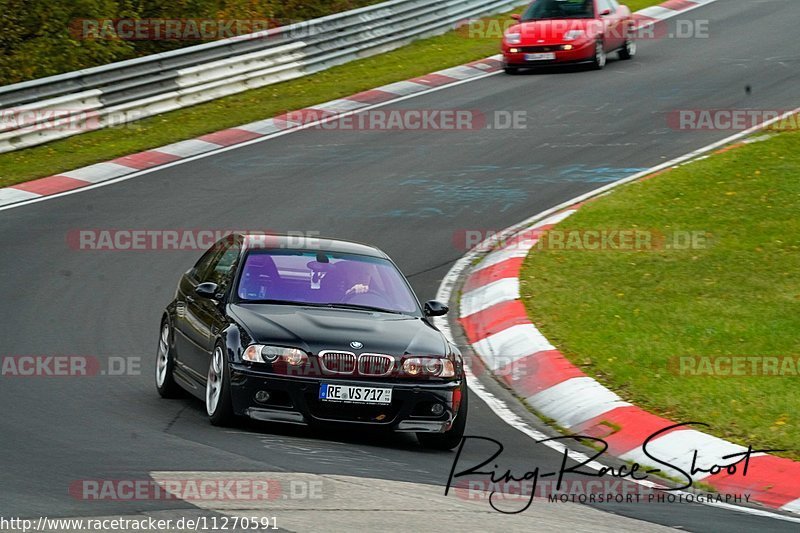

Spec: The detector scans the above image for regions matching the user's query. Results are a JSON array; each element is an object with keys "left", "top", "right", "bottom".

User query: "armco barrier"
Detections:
[{"left": 0, "top": 0, "right": 523, "bottom": 154}]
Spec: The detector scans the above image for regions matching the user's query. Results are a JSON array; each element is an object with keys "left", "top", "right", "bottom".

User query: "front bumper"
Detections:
[
  {"left": 502, "top": 40, "right": 595, "bottom": 67},
  {"left": 229, "top": 363, "right": 463, "bottom": 433}
]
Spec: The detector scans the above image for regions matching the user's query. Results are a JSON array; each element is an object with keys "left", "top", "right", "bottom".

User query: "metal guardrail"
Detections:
[{"left": 0, "top": 0, "right": 522, "bottom": 154}]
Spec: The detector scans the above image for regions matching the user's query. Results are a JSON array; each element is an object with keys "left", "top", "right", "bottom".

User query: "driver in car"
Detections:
[{"left": 343, "top": 261, "right": 379, "bottom": 297}]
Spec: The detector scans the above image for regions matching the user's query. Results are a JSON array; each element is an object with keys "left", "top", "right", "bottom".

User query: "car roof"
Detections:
[{"left": 237, "top": 233, "right": 389, "bottom": 259}]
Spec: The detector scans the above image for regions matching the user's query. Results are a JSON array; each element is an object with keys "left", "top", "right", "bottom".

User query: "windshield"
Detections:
[
  {"left": 522, "top": 0, "right": 595, "bottom": 20},
  {"left": 235, "top": 250, "right": 420, "bottom": 315}
]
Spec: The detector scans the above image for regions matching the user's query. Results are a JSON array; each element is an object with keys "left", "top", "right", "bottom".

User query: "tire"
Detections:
[
  {"left": 504, "top": 66, "right": 519, "bottom": 75},
  {"left": 590, "top": 40, "right": 607, "bottom": 70},
  {"left": 155, "top": 320, "right": 181, "bottom": 398},
  {"left": 206, "top": 343, "right": 235, "bottom": 426},
  {"left": 417, "top": 384, "right": 468, "bottom": 450},
  {"left": 618, "top": 37, "right": 636, "bottom": 60}
]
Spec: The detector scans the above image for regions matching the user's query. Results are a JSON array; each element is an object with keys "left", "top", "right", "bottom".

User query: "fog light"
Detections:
[
  {"left": 255, "top": 390, "right": 271, "bottom": 403},
  {"left": 563, "top": 45, "right": 573, "bottom": 50},
  {"left": 509, "top": 47, "right": 520, "bottom": 53},
  {"left": 431, "top": 403, "right": 445, "bottom": 416}
]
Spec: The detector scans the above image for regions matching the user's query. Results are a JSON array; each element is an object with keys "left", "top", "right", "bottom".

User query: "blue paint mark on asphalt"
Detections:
[
  {"left": 558, "top": 165, "right": 649, "bottom": 183},
  {"left": 375, "top": 164, "right": 649, "bottom": 218}
]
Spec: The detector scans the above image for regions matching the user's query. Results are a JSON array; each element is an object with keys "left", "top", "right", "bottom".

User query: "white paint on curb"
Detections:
[
  {"left": 0, "top": 188, "right": 38, "bottom": 203},
  {"left": 471, "top": 240, "right": 538, "bottom": 272},
  {"left": 474, "top": 324, "right": 555, "bottom": 369},
  {"left": 157, "top": 139, "right": 223, "bottom": 158},
  {"left": 637, "top": 6, "right": 675, "bottom": 19},
  {"left": 782, "top": 499, "right": 800, "bottom": 514},
  {"left": 619, "top": 430, "right": 751, "bottom": 482},
  {"left": 61, "top": 162, "right": 138, "bottom": 183},
  {"left": 527, "top": 377, "right": 631, "bottom": 428},
  {"left": 460, "top": 278, "right": 519, "bottom": 317}
]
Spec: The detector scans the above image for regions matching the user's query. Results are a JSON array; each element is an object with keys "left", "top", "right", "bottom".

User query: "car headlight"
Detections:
[
  {"left": 505, "top": 32, "right": 522, "bottom": 45},
  {"left": 402, "top": 357, "right": 455, "bottom": 378},
  {"left": 563, "top": 30, "right": 586, "bottom": 41},
  {"left": 243, "top": 345, "right": 308, "bottom": 366}
]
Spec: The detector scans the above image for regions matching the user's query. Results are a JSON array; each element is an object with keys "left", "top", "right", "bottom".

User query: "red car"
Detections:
[{"left": 502, "top": 0, "right": 636, "bottom": 73}]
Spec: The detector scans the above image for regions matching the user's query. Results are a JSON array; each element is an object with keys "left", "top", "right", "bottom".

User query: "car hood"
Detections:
[
  {"left": 512, "top": 19, "right": 598, "bottom": 44},
  {"left": 230, "top": 304, "right": 448, "bottom": 356}
]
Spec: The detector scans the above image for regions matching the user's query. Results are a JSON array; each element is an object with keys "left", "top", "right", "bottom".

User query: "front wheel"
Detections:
[
  {"left": 590, "top": 40, "right": 607, "bottom": 70},
  {"left": 155, "top": 320, "right": 181, "bottom": 398},
  {"left": 504, "top": 66, "right": 519, "bottom": 75},
  {"left": 206, "top": 344, "right": 235, "bottom": 426},
  {"left": 417, "top": 385, "right": 468, "bottom": 450}
]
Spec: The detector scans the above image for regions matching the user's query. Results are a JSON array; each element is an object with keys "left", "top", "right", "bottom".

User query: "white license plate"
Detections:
[
  {"left": 525, "top": 52, "right": 556, "bottom": 61},
  {"left": 319, "top": 383, "right": 392, "bottom": 404}
]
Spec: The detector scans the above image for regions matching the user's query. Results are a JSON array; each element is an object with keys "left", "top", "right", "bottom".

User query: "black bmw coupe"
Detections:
[{"left": 155, "top": 234, "right": 467, "bottom": 449}]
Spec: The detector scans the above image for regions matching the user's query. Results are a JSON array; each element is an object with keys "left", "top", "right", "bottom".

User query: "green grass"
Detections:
[
  {"left": 625, "top": 0, "right": 665, "bottom": 11},
  {"left": 519, "top": 129, "right": 800, "bottom": 460},
  {"left": 0, "top": 0, "right": 667, "bottom": 187}
]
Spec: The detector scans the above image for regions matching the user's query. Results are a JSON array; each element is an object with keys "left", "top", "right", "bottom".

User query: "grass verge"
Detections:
[
  {"left": 0, "top": 0, "right": 667, "bottom": 188},
  {"left": 519, "top": 127, "right": 800, "bottom": 460}
]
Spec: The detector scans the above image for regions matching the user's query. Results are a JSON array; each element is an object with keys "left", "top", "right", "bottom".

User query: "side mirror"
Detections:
[
  {"left": 510, "top": 14, "right": 521, "bottom": 21},
  {"left": 424, "top": 300, "right": 449, "bottom": 317},
  {"left": 196, "top": 282, "right": 220, "bottom": 299},
  {"left": 599, "top": 8, "right": 612, "bottom": 16}
]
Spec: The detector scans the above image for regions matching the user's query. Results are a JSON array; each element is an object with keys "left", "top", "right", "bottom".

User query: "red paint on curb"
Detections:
[
  {"left": 409, "top": 74, "right": 458, "bottom": 87},
  {"left": 660, "top": 0, "right": 698, "bottom": 11},
  {"left": 705, "top": 455, "right": 800, "bottom": 509},
  {"left": 274, "top": 108, "right": 338, "bottom": 128},
  {"left": 112, "top": 150, "right": 181, "bottom": 170},
  {"left": 460, "top": 300, "right": 531, "bottom": 342},
  {"left": 495, "top": 350, "right": 585, "bottom": 398},
  {"left": 571, "top": 406, "right": 682, "bottom": 456},
  {"left": 198, "top": 128, "right": 262, "bottom": 147},
  {"left": 11, "top": 176, "right": 89, "bottom": 196},
  {"left": 347, "top": 90, "right": 399, "bottom": 105},
  {"left": 462, "top": 258, "right": 524, "bottom": 293},
  {"left": 466, "top": 58, "right": 503, "bottom": 70},
  {"left": 632, "top": 14, "right": 658, "bottom": 27}
]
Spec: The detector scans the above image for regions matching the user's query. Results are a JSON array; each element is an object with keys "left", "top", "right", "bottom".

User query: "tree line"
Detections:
[{"left": 0, "top": 0, "right": 380, "bottom": 85}]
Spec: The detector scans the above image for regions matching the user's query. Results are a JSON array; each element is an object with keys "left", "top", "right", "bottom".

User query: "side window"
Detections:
[
  {"left": 205, "top": 239, "right": 242, "bottom": 292},
  {"left": 193, "top": 247, "right": 221, "bottom": 281},
  {"left": 597, "top": 0, "right": 614, "bottom": 14}
]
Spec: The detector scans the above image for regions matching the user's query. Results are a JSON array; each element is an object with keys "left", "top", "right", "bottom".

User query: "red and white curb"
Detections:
[
  {"left": 457, "top": 180, "right": 800, "bottom": 515},
  {"left": 0, "top": 57, "right": 503, "bottom": 209},
  {"left": 0, "top": 0, "right": 719, "bottom": 210}
]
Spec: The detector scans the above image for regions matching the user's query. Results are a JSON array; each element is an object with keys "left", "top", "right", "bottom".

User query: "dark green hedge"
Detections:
[{"left": 0, "top": 0, "right": 381, "bottom": 85}]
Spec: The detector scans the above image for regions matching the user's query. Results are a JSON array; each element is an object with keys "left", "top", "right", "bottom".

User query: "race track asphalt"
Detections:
[{"left": 1, "top": 1, "right": 798, "bottom": 530}]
